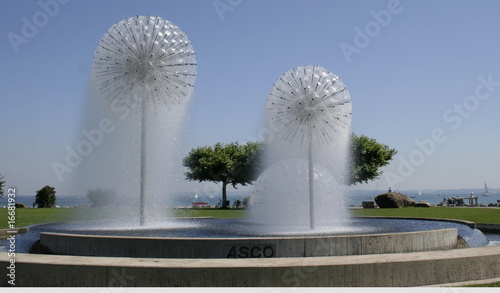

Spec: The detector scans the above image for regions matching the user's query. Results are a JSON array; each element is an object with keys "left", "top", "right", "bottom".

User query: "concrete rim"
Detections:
[
  {"left": 2, "top": 244, "right": 500, "bottom": 286},
  {"left": 38, "top": 227, "right": 460, "bottom": 258},
  {"left": 1, "top": 217, "right": 499, "bottom": 286}
]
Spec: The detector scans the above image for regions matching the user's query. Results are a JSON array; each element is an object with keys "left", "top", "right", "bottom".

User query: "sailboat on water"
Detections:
[
  {"left": 410, "top": 190, "right": 421, "bottom": 198},
  {"left": 483, "top": 182, "right": 491, "bottom": 196}
]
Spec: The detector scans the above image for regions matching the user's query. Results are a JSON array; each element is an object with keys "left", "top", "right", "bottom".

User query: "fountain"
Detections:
[
  {"left": 250, "top": 65, "right": 352, "bottom": 231},
  {"left": 1, "top": 16, "right": 499, "bottom": 287},
  {"left": 29, "top": 63, "right": 487, "bottom": 259},
  {"left": 90, "top": 15, "right": 197, "bottom": 225}
]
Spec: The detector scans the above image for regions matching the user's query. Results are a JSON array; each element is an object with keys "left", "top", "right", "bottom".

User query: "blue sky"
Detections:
[{"left": 2, "top": 0, "right": 500, "bottom": 195}]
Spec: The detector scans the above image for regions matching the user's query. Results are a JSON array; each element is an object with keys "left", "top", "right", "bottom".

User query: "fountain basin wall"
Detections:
[
  {"left": 2, "top": 245, "right": 500, "bottom": 286},
  {"left": 39, "top": 228, "right": 459, "bottom": 258}
]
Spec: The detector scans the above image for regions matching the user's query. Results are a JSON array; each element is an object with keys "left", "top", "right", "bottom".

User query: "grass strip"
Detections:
[
  {"left": 1, "top": 206, "right": 499, "bottom": 229},
  {"left": 350, "top": 207, "right": 500, "bottom": 224},
  {"left": 0, "top": 207, "right": 247, "bottom": 229}
]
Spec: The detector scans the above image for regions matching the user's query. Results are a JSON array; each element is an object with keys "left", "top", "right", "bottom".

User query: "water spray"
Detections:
[
  {"left": 266, "top": 65, "right": 352, "bottom": 229},
  {"left": 92, "top": 15, "right": 197, "bottom": 225}
]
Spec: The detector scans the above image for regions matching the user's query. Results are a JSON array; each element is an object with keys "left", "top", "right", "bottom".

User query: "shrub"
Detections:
[{"left": 35, "top": 185, "right": 56, "bottom": 208}]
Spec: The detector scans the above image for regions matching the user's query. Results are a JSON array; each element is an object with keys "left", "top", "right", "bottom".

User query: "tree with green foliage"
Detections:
[
  {"left": 183, "top": 141, "right": 263, "bottom": 209},
  {"left": 183, "top": 135, "right": 395, "bottom": 207},
  {"left": 349, "top": 133, "right": 397, "bottom": 185},
  {"left": 35, "top": 185, "right": 57, "bottom": 208},
  {"left": 0, "top": 173, "right": 5, "bottom": 198},
  {"left": 87, "top": 187, "right": 118, "bottom": 207}
]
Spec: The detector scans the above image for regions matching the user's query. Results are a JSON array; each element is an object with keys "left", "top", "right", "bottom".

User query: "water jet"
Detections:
[
  {"left": 91, "top": 15, "right": 197, "bottom": 226},
  {"left": 253, "top": 65, "right": 352, "bottom": 230}
]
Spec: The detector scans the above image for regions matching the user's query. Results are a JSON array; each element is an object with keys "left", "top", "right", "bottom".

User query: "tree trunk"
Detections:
[{"left": 222, "top": 180, "right": 229, "bottom": 209}]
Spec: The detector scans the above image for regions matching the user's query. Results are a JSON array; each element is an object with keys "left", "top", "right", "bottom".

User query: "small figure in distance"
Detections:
[{"left": 388, "top": 186, "right": 393, "bottom": 193}]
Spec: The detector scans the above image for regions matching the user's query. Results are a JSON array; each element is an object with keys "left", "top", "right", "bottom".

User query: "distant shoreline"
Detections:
[{"left": 2, "top": 189, "right": 499, "bottom": 208}]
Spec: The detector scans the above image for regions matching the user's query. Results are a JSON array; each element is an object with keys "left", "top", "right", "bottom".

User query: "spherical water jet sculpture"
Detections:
[
  {"left": 266, "top": 65, "right": 352, "bottom": 229},
  {"left": 92, "top": 15, "right": 197, "bottom": 225}
]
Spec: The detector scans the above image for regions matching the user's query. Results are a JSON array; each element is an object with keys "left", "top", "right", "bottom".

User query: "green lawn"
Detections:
[
  {"left": 0, "top": 208, "right": 72, "bottom": 229},
  {"left": 350, "top": 207, "right": 500, "bottom": 224},
  {"left": 1, "top": 206, "right": 499, "bottom": 229},
  {"left": 0, "top": 207, "right": 247, "bottom": 229},
  {"left": 170, "top": 207, "right": 247, "bottom": 219}
]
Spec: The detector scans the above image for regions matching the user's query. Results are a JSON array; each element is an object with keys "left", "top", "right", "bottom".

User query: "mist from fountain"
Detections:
[
  {"left": 249, "top": 65, "right": 352, "bottom": 233},
  {"left": 71, "top": 15, "right": 196, "bottom": 226},
  {"left": 72, "top": 86, "right": 190, "bottom": 225}
]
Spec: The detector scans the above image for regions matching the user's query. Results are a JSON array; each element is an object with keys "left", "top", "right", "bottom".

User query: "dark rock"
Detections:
[
  {"left": 15, "top": 203, "right": 26, "bottom": 208},
  {"left": 414, "top": 200, "right": 431, "bottom": 207},
  {"left": 375, "top": 192, "right": 415, "bottom": 208}
]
